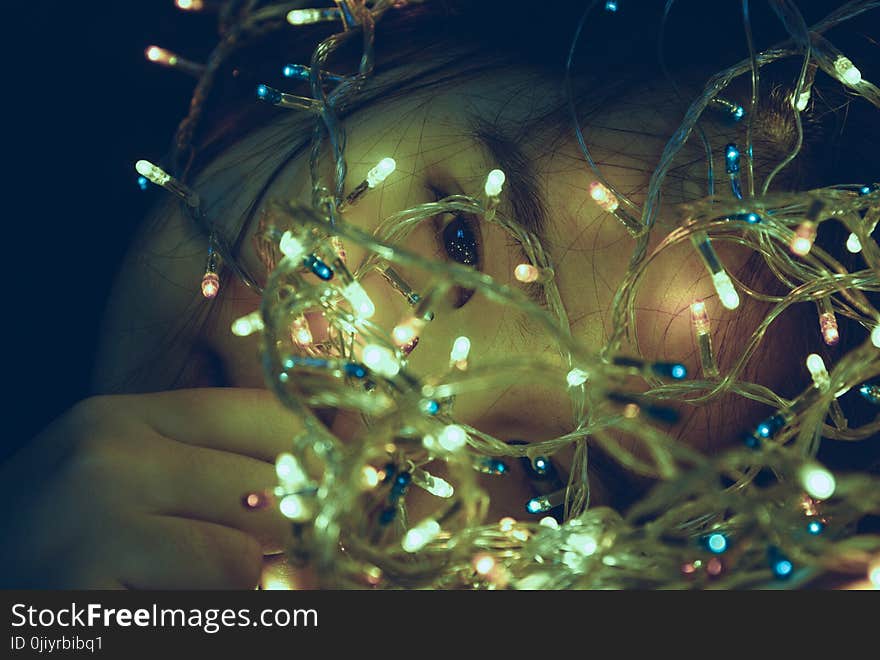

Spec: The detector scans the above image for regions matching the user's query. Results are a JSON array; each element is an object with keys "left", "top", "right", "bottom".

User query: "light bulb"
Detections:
[
  {"left": 484, "top": 169, "right": 506, "bottom": 197},
  {"left": 279, "top": 231, "right": 306, "bottom": 261},
  {"left": 846, "top": 232, "right": 862, "bottom": 253},
  {"left": 711, "top": 271, "right": 740, "bottom": 310},
  {"left": 135, "top": 160, "right": 171, "bottom": 186},
  {"left": 279, "top": 495, "right": 310, "bottom": 521},
  {"left": 276, "top": 453, "right": 308, "bottom": 489},
  {"left": 231, "top": 311, "right": 263, "bottom": 337},
  {"left": 402, "top": 519, "right": 441, "bottom": 553},
  {"left": 201, "top": 272, "right": 219, "bottom": 299},
  {"left": 834, "top": 56, "right": 862, "bottom": 85},
  {"left": 806, "top": 353, "right": 830, "bottom": 391},
  {"left": 342, "top": 281, "right": 376, "bottom": 319},
  {"left": 801, "top": 464, "right": 836, "bottom": 500},
  {"left": 588, "top": 181, "right": 619, "bottom": 213},
  {"left": 566, "top": 368, "right": 589, "bottom": 387},
  {"left": 366, "top": 158, "right": 396, "bottom": 188},
  {"left": 438, "top": 424, "right": 467, "bottom": 452},
  {"left": 362, "top": 344, "right": 400, "bottom": 378},
  {"left": 450, "top": 336, "right": 471, "bottom": 363},
  {"left": 791, "top": 221, "right": 817, "bottom": 256},
  {"left": 819, "top": 311, "right": 840, "bottom": 346}
]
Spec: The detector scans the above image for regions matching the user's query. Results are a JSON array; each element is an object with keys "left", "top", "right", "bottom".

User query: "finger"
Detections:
[
  {"left": 119, "top": 514, "right": 263, "bottom": 590},
  {"left": 131, "top": 388, "right": 304, "bottom": 462},
  {"left": 141, "top": 433, "right": 290, "bottom": 552}
]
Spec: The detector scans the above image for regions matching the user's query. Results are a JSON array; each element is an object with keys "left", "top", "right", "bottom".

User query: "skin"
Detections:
[{"left": 2, "top": 67, "right": 802, "bottom": 589}]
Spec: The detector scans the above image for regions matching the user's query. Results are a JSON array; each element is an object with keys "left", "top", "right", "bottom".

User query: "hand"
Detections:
[{"left": 0, "top": 388, "right": 301, "bottom": 589}]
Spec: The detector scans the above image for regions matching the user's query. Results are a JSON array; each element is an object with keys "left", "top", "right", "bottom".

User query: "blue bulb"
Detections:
[
  {"left": 533, "top": 457, "right": 549, "bottom": 475},
  {"left": 304, "top": 255, "right": 334, "bottom": 281},
  {"left": 725, "top": 144, "right": 740, "bottom": 174},
  {"left": 746, "top": 212, "right": 760, "bottom": 224},
  {"left": 705, "top": 532, "right": 728, "bottom": 554},
  {"left": 425, "top": 399, "right": 440, "bottom": 414},
  {"left": 344, "top": 362, "right": 367, "bottom": 379},
  {"left": 756, "top": 414, "right": 784, "bottom": 439},
  {"left": 137, "top": 175, "right": 149, "bottom": 191},
  {"left": 605, "top": 0, "right": 618, "bottom": 11},
  {"left": 526, "top": 498, "right": 544, "bottom": 514},
  {"left": 806, "top": 520, "right": 824, "bottom": 535},
  {"left": 651, "top": 361, "right": 687, "bottom": 380},
  {"left": 256, "top": 84, "right": 268, "bottom": 98},
  {"left": 858, "top": 383, "right": 879, "bottom": 405},
  {"left": 732, "top": 106, "right": 744, "bottom": 121},
  {"left": 773, "top": 559, "right": 793, "bottom": 578},
  {"left": 283, "top": 64, "right": 309, "bottom": 79},
  {"left": 670, "top": 364, "right": 686, "bottom": 380},
  {"left": 256, "top": 84, "right": 282, "bottom": 104}
]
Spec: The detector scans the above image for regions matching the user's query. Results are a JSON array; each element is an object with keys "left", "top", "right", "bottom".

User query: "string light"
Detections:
[
  {"left": 175, "top": 0, "right": 205, "bottom": 10},
  {"left": 138, "top": 0, "right": 880, "bottom": 592},
  {"left": 134, "top": 160, "right": 200, "bottom": 207}
]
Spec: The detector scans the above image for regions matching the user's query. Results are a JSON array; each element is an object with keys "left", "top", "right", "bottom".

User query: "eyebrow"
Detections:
[{"left": 468, "top": 117, "right": 549, "bottom": 244}]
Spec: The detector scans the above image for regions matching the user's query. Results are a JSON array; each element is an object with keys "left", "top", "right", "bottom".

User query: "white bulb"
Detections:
[
  {"left": 450, "top": 336, "right": 471, "bottom": 363},
  {"left": 276, "top": 452, "right": 308, "bottom": 489},
  {"left": 794, "top": 90, "right": 810, "bottom": 111},
  {"left": 712, "top": 271, "right": 740, "bottom": 310},
  {"left": 869, "top": 559, "right": 880, "bottom": 588},
  {"left": 402, "top": 519, "right": 440, "bottom": 553},
  {"left": 566, "top": 368, "right": 589, "bottom": 387},
  {"left": 342, "top": 281, "right": 376, "bottom": 319},
  {"left": 231, "top": 311, "right": 263, "bottom": 337},
  {"left": 801, "top": 464, "right": 836, "bottom": 500},
  {"left": 872, "top": 324, "right": 880, "bottom": 348},
  {"left": 279, "top": 494, "right": 310, "bottom": 521},
  {"left": 366, "top": 157, "right": 396, "bottom": 188},
  {"left": 421, "top": 474, "right": 454, "bottom": 498},
  {"left": 279, "top": 231, "right": 306, "bottom": 260},
  {"left": 135, "top": 159, "right": 170, "bottom": 186},
  {"left": 834, "top": 56, "right": 862, "bottom": 85},
  {"left": 539, "top": 516, "right": 559, "bottom": 529},
  {"left": 484, "top": 169, "right": 506, "bottom": 197},
  {"left": 362, "top": 344, "right": 400, "bottom": 378},
  {"left": 438, "top": 424, "right": 467, "bottom": 452},
  {"left": 846, "top": 232, "right": 862, "bottom": 253},
  {"left": 568, "top": 532, "right": 598, "bottom": 556}
]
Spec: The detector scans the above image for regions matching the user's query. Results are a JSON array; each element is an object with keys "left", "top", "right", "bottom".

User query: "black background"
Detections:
[{"left": 6, "top": 2, "right": 221, "bottom": 459}]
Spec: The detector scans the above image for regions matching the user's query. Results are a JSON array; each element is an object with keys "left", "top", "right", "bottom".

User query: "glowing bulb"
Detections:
[
  {"left": 402, "top": 519, "right": 440, "bottom": 553},
  {"left": 279, "top": 231, "right": 306, "bottom": 261},
  {"left": 474, "top": 554, "right": 496, "bottom": 575},
  {"left": 705, "top": 533, "right": 728, "bottom": 554},
  {"left": 801, "top": 464, "right": 836, "bottom": 500},
  {"left": 569, "top": 532, "right": 598, "bottom": 556},
  {"left": 794, "top": 90, "right": 811, "bottom": 111},
  {"left": 806, "top": 353, "right": 830, "bottom": 391},
  {"left": 605, "top": 1, "right": 618, "bottom": 11},
  {"left": 286, "top": 8, "right": 340, "bottom": 25},
  {"left": 419, "top": 473, "right": 454, "bottom": 498},
  {"left": 819, "top": 311, "right": 840, "bottom": 346},
  {"left": 290, "top": 316, "right": 313, "bottom": 346},
  {"left": 450, "top": 336, "right": 471, "bottom": 363},
  {"left": 135, "top": 159, "right": 171, "bottom": 186},
  {"left": 725, "top": 144, "right": 740, "bottom": 174},
  {"left": 361, "top": 466, "right": 380, "bottom": 489},
  {"left": 791, "top": 221, "right": 817, "bottom": 256},
  {"left": 342, "top": 281, "right": 376, "bottom": 319},
  {"left": 514, "top": 263, "right": 540, "bottom": 283},
  {"left": 566, "top": 368, "right": 589, "bottom": 387},
  {"left": 588, "top": 181, "right": 619, "bottom": 213},
  {"left": 366, "top": 157, "right": 396, "bottom": 188},
  {"left": 392, "top": 317, "right": 424, "bottom": 347},
  {"left": 145, "top": 45, "right": 174, "bottom": 64},
  {"left": 201, "top": 272, "right": 219, "bottom": 299},
  {"left": 844, "top": 232, "right": 862, "bottom": 253},
  {"left": 711, "top": 271, "right": 740, "bottom": 309},
  {"left": 362, "top": 344, "right": 400, "bottom": 378},
  {"left": 869, "top": 558, "right": 880, "bottom": 588},
  {"left": 539, "top": 516, "right": 559, "bottom": 529},
  {"left": 872, "top": 324, "right": 880, "bottom": 348},
  {"left": 276, "top": 453, "right": 308, "bottom": 489},
  {"left": 231, "top": 311, "right": 263, "bottom": 337},
  {"left": 175, "top": 0, "right": 204, "bottom": 10},
  {"left": 834, "top": 56, "right": 862, "bottom": 85},
  {"left": 690, "top": 299, "right": 710, "bottom": 335},
  {"left": 279, "top": 495, "right": 310, "bottom": 521},
  {"left": 484, "top": 169, "right": 506, "bottom": 197},
  {"left": 438, "top": 424, "right": 468, "bottom": 452}
]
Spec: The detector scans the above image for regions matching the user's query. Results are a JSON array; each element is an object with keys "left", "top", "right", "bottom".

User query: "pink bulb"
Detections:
[{"left": 201, "top": 272, "right": 220, "bottom": 299}]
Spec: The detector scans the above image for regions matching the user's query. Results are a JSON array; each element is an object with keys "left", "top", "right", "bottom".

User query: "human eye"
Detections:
[{"left": 428, "top": 186, "right": 482, "bottom": 308}]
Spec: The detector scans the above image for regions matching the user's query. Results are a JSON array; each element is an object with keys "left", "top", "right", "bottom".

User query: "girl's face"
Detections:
[{"left": 129, "top": 68, "right": 780, "bottom": 518}]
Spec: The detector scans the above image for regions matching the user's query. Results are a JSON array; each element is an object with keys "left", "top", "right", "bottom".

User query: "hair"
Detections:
[{"left": 118, "top": 0, "right": 879, "bottom": 543}]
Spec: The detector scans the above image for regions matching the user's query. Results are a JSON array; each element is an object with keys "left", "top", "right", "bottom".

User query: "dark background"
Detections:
[{"left": 5, "top": 3, "right": 221, "bottom": 459}]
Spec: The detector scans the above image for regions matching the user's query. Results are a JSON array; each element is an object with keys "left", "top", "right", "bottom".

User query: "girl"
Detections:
[{"left": 2, "top": 0, "right": 878, "bottom": 589}]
